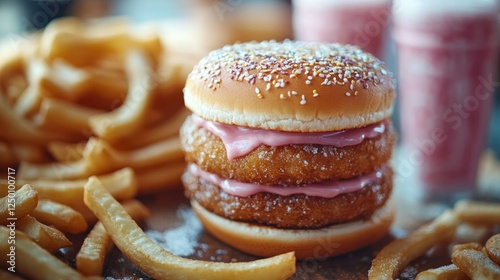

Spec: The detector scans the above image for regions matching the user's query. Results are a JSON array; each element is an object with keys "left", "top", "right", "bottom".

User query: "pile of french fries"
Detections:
[
  {"left": 0, "top": 182, "right": 149, "bottom": 278},
  {"left": 0, "top": 17, "right": 297, "bottom": 279},
  {"left": 0, "top": 178, "right": 296, "bottom": 279},
  {"left": 0, "top": 17, "right": 191, "bottom": 220},
  {"left": 369, "top": 200, "right": 500, "bottom": 279},
  {"left": 0, "top": 17, "right": 189, "bottom": 195}
]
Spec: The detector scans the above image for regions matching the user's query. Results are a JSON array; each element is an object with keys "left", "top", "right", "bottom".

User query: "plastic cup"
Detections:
[
  {"left": 292, "top": 0, "right": 391, "bottom": 58},
  {"left": 393, "top": 0, "right": 498, "bottom": 200}
]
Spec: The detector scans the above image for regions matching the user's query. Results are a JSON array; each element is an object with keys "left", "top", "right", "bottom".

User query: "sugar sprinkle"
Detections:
[{"left": 190, "top": 40, "right": 395, "bottom": 105}]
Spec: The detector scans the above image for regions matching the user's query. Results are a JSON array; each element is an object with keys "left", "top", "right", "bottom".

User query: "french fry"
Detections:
[
  {"left": 454, "top": 222, "right": 490, "bottom": 244},
  {"left": 40, "top": 17, "right": 125, "bottom": 66},
  {"left": 89, "top": 50, "right": 154, "bottom": 142},
  {"left": 0, "top": 94, "right": 75, "bottom": 145},
  {"left": 39, "top": 16, "right": 84, "bottom": 51},
  {"left": 454, "top": 200, "right": 500, "bottom": 225},
  {"left": 0, "top": 185, "right": 38, "bottom": 224},
  {"left": 452, "top": 248, "right": 500, "bottom": 279},
  {"left": 84, "top": 137, "right": 184, "bottom": 172},
  {"left": 44, "top": 59, "right": 89, "bottom": 99},
  {"left": 75, "top": 222, "right": 110, "bottom": 276},
  {"left": 13, "top": 83, "right": 40, "bottom": 118},
  {"left": 4, "top": 167, "right": 137, "bottom": 209},
  {"left": 41, "top": 221, "right": 74, "bottom": 252},
  {"left": 19, "top": 159, "right": 89, "bottom": 180},
  {"left": 136, "top": 161, "right": 185, "bottom": 194},
  {"left": 31, "top": 199, "right": 88, "bottom": 234},
  {"left": 486, "top": 234, "right": 500, "bottom": 264},
  {"left": 41, "top": 17, "right": 162, "bottom": 67},
  {"left": 16, "top": 215, "right": 52, "bottom": 249},
  {"left": 76, "top": 199, "right": 150, "bottom": 276},
  {"left": 84, "top": 177, "right": 296, "bottom": 280},
  {"left": 47, "top": 141, "right": 85, "bottom": 162},
  {"left": 451, "top": 242, "right": 483, "bottom": 255},
  {"left": 15, "top": 60, "right": 88, "bottom": 109},
  {"left": 14, "top": 59, "right": 50, "bottom": 117},
  {"left": 80, "top": 66, "right": 127, "bottom": 104},
  {"left": 17, "top": 215, "right": 72, "bottom": 253},
  {"left": 1, "top": 168, "right": 136, "bottom": 224},
  {"left": 36, "top": 98, "right": 104, "bottom": 135},
  {"left": 368, "top": 210, "right": 459, "bottom": 280},
  {"left": 5, "top": 74, "right": 27, "bottom": 105},
  {"left": 114, "top": 108, "right": 190, "bottom": 150},
  {"left": 415, "top": 264, "right": 468, "bottom": 280},
  {"left": 0, "top": 226, "right": 86, "bottom": 280}
]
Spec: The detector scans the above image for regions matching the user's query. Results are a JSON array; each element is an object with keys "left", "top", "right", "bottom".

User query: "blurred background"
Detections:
[{"left": 0, "top": 0, "right": 498, "bottom": 155}]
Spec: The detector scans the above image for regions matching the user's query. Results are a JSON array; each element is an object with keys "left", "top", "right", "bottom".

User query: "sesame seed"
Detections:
[
  {"left": 191, "top": 41, "right": 394, "bottom": 98},
  {"left": 291, "top": 90, "right": 297, "bottom": 95},
  {"left": 346, "top": 92, "right": 351, "bottom": 96},
  {"left": 301, "top": 94, "right": 306, "bottom": 104},
  {"left": 257, "top": 93, "right": 264, "bottom": 98},
  {"left": 255, "top": 87, "right": 260, "bottom": 94},
  {"left": 280, "top": 93, "right": 286, "bottom": 99}
]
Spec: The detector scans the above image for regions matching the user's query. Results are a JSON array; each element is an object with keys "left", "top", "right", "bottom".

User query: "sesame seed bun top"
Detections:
[{"left": 183, "top": 40, "right": 396, "bottom": 132}]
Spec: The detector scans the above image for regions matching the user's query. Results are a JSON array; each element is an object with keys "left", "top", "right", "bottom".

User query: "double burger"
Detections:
[{"left": 180, "top": 41, "right": 396, "bottom": 259}]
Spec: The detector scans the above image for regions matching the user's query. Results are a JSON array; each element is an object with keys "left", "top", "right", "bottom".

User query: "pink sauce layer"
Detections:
[
  {"left": 192, "top": 115, "right": 387, "bottom": 160},
  {"left": 189, "top": 164, "right": 386, "bottom": 198}
]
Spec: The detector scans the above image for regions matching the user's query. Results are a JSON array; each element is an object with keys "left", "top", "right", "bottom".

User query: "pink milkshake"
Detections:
[
  {"left": 292, "top": 0, "right": 391, "bottom": 58},
  {"left": 393, "top": 0, "right": 498, "bottom": 198}
]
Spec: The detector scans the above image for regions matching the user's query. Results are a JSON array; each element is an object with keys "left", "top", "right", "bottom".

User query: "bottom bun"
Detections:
[{"left": 191, "top": 200, "right": 394, "bottom": 259}]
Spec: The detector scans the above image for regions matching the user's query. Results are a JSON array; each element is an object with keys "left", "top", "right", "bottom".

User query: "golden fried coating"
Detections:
[
  {"left": 180, "top": 115, "right": 396, "bottom": 185},
  {"left": 183, "top": 167, "right": 393, "bottom": 229}
]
